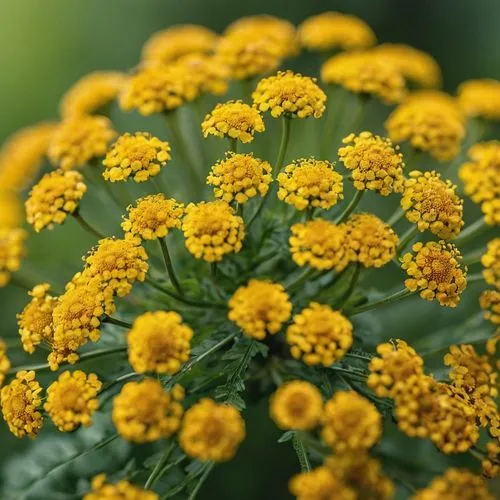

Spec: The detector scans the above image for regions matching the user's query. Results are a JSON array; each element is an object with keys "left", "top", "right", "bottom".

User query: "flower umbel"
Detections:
[{"left": 0, "top": 228, "right": 26, "bottom": 287}]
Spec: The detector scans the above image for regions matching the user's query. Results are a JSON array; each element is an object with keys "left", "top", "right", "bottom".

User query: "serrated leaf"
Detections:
[{"left": 277, "top": 431, "right": 295, "bottom": 443}]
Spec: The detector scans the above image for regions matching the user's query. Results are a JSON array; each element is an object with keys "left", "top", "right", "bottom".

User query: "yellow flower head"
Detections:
[
  {"left": 119, "top": 63, "right": 199, "bottom": 116},
  {"left": 122, "top": 194, "right": 184, "bottom": 240},
  {"left": 385, "top": 90, "right": 465, "bottom": 162},
  {"left": 298, "top": 11, "right": 376, "bottom": 52},
  {"left": 128, "top": 311, "right": 193, "bottom": 375},
  {"left": 338, "top": 132, "right": 405, "bottom": 195},
  {"left": 179, "top": 398, "right": 245, "bottom": 462},
  {"left": 112, "top": 379, "right": 184, "bottom": 443},
  {"left": 0, "top": 228, "right": 27, "bottom": 288},
  {"left": 48, "top": 115, "right": 116, "bottom": 171},
  {"left": 1, "top": 370, "right": 43, "bottom": 438},
  {"left": 182, "top": 201, "right": 245, "bottom": 262},
  {"left": 0, "top": 122, "right": 55, "bottom": 191},
  {"left": 287, "top": 302, "right": 353, "bottom": 367},
  {"left": 44, "top": 370, "right": 102, "bottom": 432},
  {"left": 401, "top": 170, "right": 464, "bottom": 239},
  {"left": 270, "top": 380, "right": 323, "bottom": 431},
  {"left": 373, "top": 44, "right": 442, "bottom": 88},
  {"left": 103, "top": 132, "right": 171, "bottom": 183},
  {"left": 480, "top": 290, "right": 500, "bottom": 326},
  {"left": 482, "top": 441, "right": 500, "bottom": 479},
  {"left": 252, "top": 71, "right": 327, "bottom": 119},
  {"left": 17, "top": 283, "right": 57, "bottom": 354},
  {"left": 321, "top": 51, "right": 406, "bottom": 104},
  {"left": 60, "top": 71, "right": 126, "bottom": 117},
  {"left": 202, "top": 101, "right": 265, "bottom": 144},
  {"left": 142, "top": 25, "right": 218, "bottom": 65},
  {"left": 401, "top": 241, "right": 467, "bottom": 307},
  {"left": 457, "top": 79, "right": 500, "bottom": 121},
  {"left": 0, "top": 339, "right": 11, "bottom": 388},
  {"left": 207, "top": 152, "right": 272, "bottom": 204},
  {"left": 345, "top": 213, "right": 399, "bottom": 268},
  {"left": 413, "top": 469, "right": 494, "bottom": 500},
  {"left": 277, "top": 158, "right": 343, "bottom": 211},
  {"left": 25, "top": 170, "right": 87, "bottom": 232},
  {"left": 367, "top": 340, "right": 424, "bottom": 398},
  {"left": 321, "top": 390, "right": 382, "bottom": 451},
  {"left": 0, "top": 190, "right": 22, "bottom": 229},
  {"left": 228, "top": 280, "right": 292, "bottom": 340},
  {"left": 289, "top": 219, "right": 349, "bottom": 271},
  {"left": 84, "top": 474, "right": 159, "bottom": 500}
]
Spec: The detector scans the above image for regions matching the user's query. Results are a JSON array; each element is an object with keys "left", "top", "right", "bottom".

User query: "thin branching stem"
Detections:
[
  {"left": 348, "top": 289, "right": 414, "bottom": 316},
  {"left": 387, "top": 206, "right": 405, "bottom": 227},
  {"left": 187, "top": 462, "right": 215, "bottom": 500},
  {"left": 144, "top": 441, "right": 175, "bottom": 490},
  {"left": 467, "top": 272, "right": 484, "bottom": 283},
  {"left": 159, "top": 238, "right": 184, "bottom": 296},
  {"left": 396, "top": 225, "right": 419, "bottom": 255},
  {"left": 73, "top": 211, "right": 105, "bottom": 239},
  {"left": 334, "top": 189, "right": 364, "bottom": 224},
  {"left": 103, "top": 315, "right": 133, "bottom": 329},
  {"left": 454, "top": 218, "right": 488, "bottom": 247}
]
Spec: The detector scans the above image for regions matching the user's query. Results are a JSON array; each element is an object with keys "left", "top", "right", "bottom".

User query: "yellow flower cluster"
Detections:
[
  {"left": 401, "top": 170, "right": 464, "bottom": 239},
  {"left": 60, "top": 71, "right": 126, "bottom": 117},
  {"left": 44, "top": 370, "right": 102, "bottom": 432},
  {"left": 112, "top": 379, "right": 184, "bottom": 443},
  {"left": 122, "top": 194, "right": 184, "bottom": 240},
  {"left": 84, "top": 473, "right": 159, "bottom": 500},
  {"left": 0, "top": 228, "right": 27, "bottom": 287},
  {"left": 26, "top": 170, "right": 87, "bottom": 232},
  {"left": 482, "top": 441, "right": 500, "bottom": 478},
  {"left": 289, "top": 219, "right": 349, "bottom": 271},
  {"left": 277, "top": 159, "right": 343, "bottom": 210},
  {"left": 298, "top": 11, "right": 376, "bottom": 51},
  {"left": 252, "top": 71, "right": 326, "bottom": 119},
  {"left": 344, "top": 213, "right": 399, "bottom": 268},
  {"left": 0, "top": 190, "right": 22, "bottom": 229},
  {"left": 202, "top": 101, "right": 265, "bottom": 144},
  {"left": 0, "top": 339, "right": 10, "bottom": 387},
  {"left": 182, "top": 201, "right": 244, "bottom": 262},
  {"left": 207, "top": 153, "right": 272, "bottom": 204},
  {"left": 457, "top": 79, "right": 500, "bottom": 121},
  {"left": 228, "top": 280, "right": 292, "bottom": 340},
  {"left": 287, "top": 303, "right": 353, "bottom": 367},
  {"left": 1, "top": 370, "right": 43, "bottom": 438},
  {"left": 48, "top": 115, "right": 116, "bottom": 171},
  {"left": 401, "top": 241, "right": 467, "bottom": 307},
  {"left": 177, "top": 54, "right": 230, "bottom": 97},
  {"left": 480, "top": 290, "right": 500, "bottom": 325},
  {"left": 321, "top": 390, "right": 381, "bottom": 451},
  {"left": 179, "top": 398, "right": 245, "bottom": 462},
  {"left": 103, "top": 132, "right": 171, "bottom": 183},
  {"left": 338, "top": 132, "right": 405, "bottom": 195},
  {"left": 321, "top": 51, "right": 406, "bottom": 104},
  {"left": 128, "top": 311, "right": 192, "bottom": 375},
  {"left": 385, "top": 90, "right": 465, "bottom": 162},
  {"left": 270, "top": 380, "right": 323, "bottom": 431}
]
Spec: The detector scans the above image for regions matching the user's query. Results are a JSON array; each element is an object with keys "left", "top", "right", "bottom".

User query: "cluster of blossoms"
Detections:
[{"left": 0, "top": 10, "right": 499, "bottom": 500}]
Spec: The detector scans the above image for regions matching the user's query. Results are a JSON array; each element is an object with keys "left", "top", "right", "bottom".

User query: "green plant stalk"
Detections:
[
  {"left": 187, "top": 462, "right": 215, "bottom": 500},
  {"left": 467, "top": 272, "right": 484, "bottom": 283},
  {"left": 144, "top": 441, "right": 175, "bottom": 490},
  {"left": 454, "top": 218, "right": 488, "bottom": 247},
  {"left": 229, "top": 137, "right": 238, "bottom": 153},
  {"left": 159, "top": 237, "right": 184, "bottom": 296},
  {"left": 103, "top": 315, "right": 133, "bottom": 329},
  {"left": 334, "top": 189, "right": 364, "bottom": 223},
  {"left": 348, "top": 289, "right": 414, "bottom": 316},
  {"left": 73, "top": 211, "right": 106, "bottom": 239},
  {"left": 387, "top": 206, "right": 405, "bottom": 227},
  {"left": 397, "top": 225, "right": 419, "bottom": 255}
]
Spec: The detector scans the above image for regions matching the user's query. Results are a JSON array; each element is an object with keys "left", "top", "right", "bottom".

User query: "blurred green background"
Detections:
[{"left": 1, "top": 0, "right": 499, "bottom": 498}]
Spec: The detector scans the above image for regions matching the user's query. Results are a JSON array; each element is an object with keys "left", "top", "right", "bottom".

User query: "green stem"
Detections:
[
  {"left": 329, "top": 366, "right": 368, "bottom": 381},
  {"left": 337, "top": 264, "right": 361, "bottom": 309},
  {"left": 73, "top": 211, "right": 105, "bottom": 239},
  {"left": 467, "top": 272, "right": 484, "bottom": 283},
  {"left": 397, "top": 225, "right": 419, "bottom": 255},
  {"left": 463, "top": 249, "right": 484, "bottom": 266},
  {"left": 144, "top": 442, "right": 175, "bottom": 490},
  {"left": 334, "top": 189, "right": 364, "bottom": 223},
  {"left": 159, "top": 238, "right": 184, "bottom": 296},
  {"left": 321, "top": 85, "right": 345, "bottom": 159},
  {"left": 387, "top": 206, "right": 405, "bottom": 227},
  {"left": 292, "top": 432, "right": 311, "bottom": 472},
  {"left": 454, "top": 218, "right": 488, "bottom": 247},
  {"left": 9, "top": 274, "right": 35, "bottom": 292},
  {"left": 103, "top": 315, "right": 132, "bottom": 329},
  {"left": 187, "top": 463, "right": 215, "bottom": 500},
  {"left": 286, "top": 267, "right": 317, "bottom": 293},
  {"left": 348, "top": 289, "right": 414, "bottom": 316},
  {"left": 211, "top": 262, "right": 217, "bottom": 278},
  {"left": 229, "top": 137, "right": 238, "bottom": 153},
  {"left": 347, "top": 96, "right": 369, "bottom": 133}
]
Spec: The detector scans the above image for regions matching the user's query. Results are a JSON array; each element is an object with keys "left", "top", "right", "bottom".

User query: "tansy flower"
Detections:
[
  {"left": 128, "top": 311, "right": 193, "bottom": 375},
  {"left": 298, "top": 11, "right": 376, "bottom": 52},
  {"left": 401, "top": 241, "right": 467, "bottom": 307},
  {"left": 457, "top": 79, "right": 500, "bottom": 121},
  {"left": 122, "top": 194, "right": 184, "bottom": 240},
  {"left": 0, "top": 339, "right": 10, "bottom": 388},
  {"left": 321, "top": 391, "right": 382, "bottom": 451},
  {"left": 48, "top": 115, "right": 116, "bottom": 171},
  {"left": 84, "top": 474, "right": 159, "bottom": 500},
  {"left": 482, "top": 441, "right": 500, "bottom": 478},
  {"left": 60, "top": 71, "right": 126, "bottom": 117},
  {"left": 206, "top": 153, "right": 272, "bottom": 204},
  {"left": 401, "top": 170, "right": 464, "bottom": 239},
  {"left": 286, "top": 302, "right": 353, "bottom": 366},
  {"left": 321, "top": 51, "right": 406, "bottom": 104},
  {"left": 289, "top": 219, "right": 349, "bottom": 271},
  {"left": 228, "top": 280, "right": 292, "bottom": 340},
  {"left": 270, "top": 380, "right": 323, "bottom": 430},
  {"left": 289, "top": 466, "right": 356, "bottom": 500},
  {"left": 344, "top": 213, "right": 399, "bottom": 268},
  {"left": 112, "top": 379, "right": 184, "bottom": 443},
  {"left": 0, "top": 122, "right": 55, "bottom": 191},
  {"left": 338, "top": 132, "right": 405, "bottom": 196},
  {"left": 25, "top": 170, "right": 87, "bottom": 232},
  {"left": 480, "top": 290, "right": 500, "bottom": 325},
  {"left": 372, "top": 44, "right": 442, "bottom": 88},
  {"left": 119, "top": 64, "right": 199, "bottom": 116},
  {"left": 0, "top": 228, "right": 27, "bottom": 287},
  {"left": 202, "top": 101, "right": 265, "bottom": 144},
  {"left": 17, "top": 284, "right": 57, "bottom": 354},
  {"left": 44, "top": 370, "right": 102, "bottom": 432},
  {"left": 385, "top": 90, "right": 465, "bottom": 162},
  {"left": 1, "top": 370, "right": 43, "bottom": 438},
  {"left": 277, "top": 158, "right": 343, "bottom": 211},
  {"left": 103, "top": 132, "right": 171, "bottom": 183},
  {"left": 252, "top": 71, "right": 327, "bottom": 119},
  {"left": 182, "top": 201, "right": 245, "bottom": 262},
  {"left": 0, "top": 190, "right": 22, "bottom": 229},
  {"left": 179, "top": 398, "right": 245, "bottom": 462}
]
